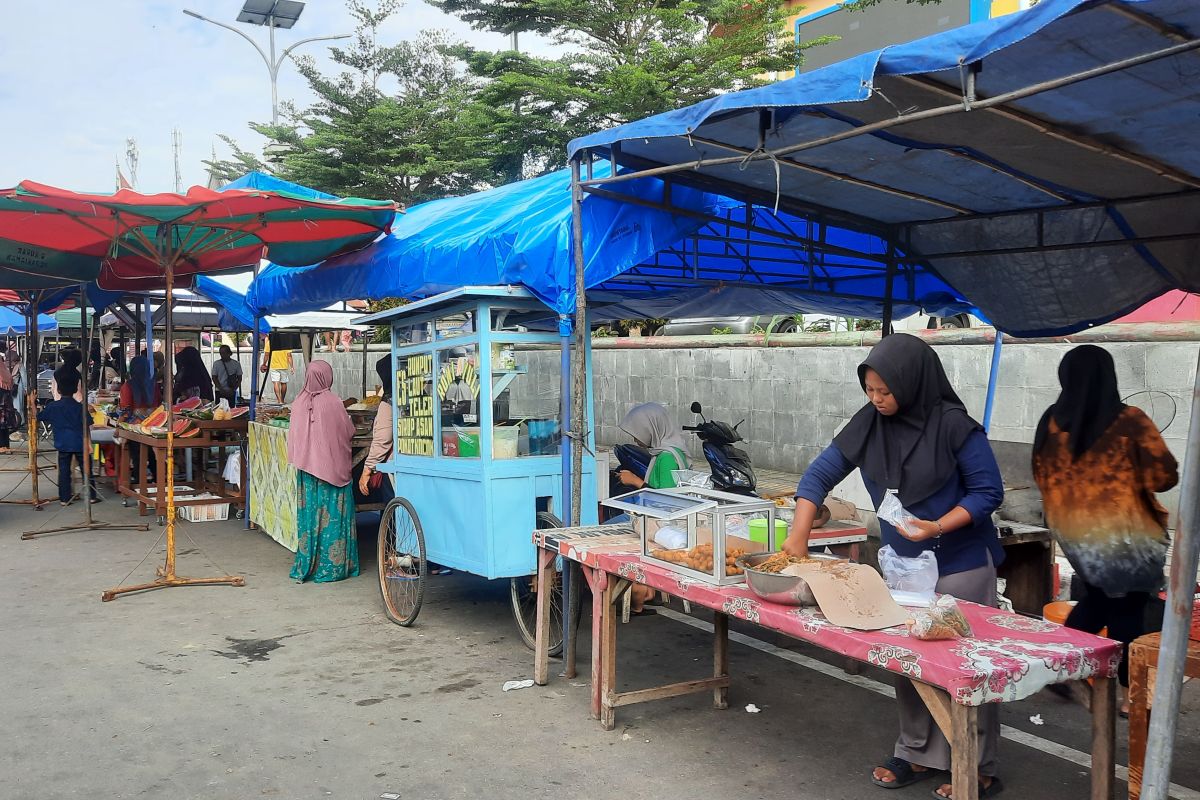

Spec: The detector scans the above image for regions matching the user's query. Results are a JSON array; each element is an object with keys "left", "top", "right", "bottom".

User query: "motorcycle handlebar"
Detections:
[{"left": 682, "top": 425, "right": 701, "bottom": 431}]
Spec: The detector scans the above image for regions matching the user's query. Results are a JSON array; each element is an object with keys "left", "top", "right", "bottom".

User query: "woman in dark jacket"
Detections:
[
  {"left": 784, "top": 333, "right": 1005, "bottom": 797},
  {"left": 1032, "top": 345, "right": 1177, "bottom": 715},
  {"left": 173, "top": 346, "right": 214, "bottom": 402}
]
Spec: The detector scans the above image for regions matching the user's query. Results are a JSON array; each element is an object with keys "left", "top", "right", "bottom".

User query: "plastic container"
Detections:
[
  {"left": 493, "top": 426, "right": 519, "bottom": 459},
  {"left": 1043, "top": 600, "right": 1107, "bottom": 637},
  {"left": 748, "top": 518, "right": 789, "bottom": 549},
  {"left": 179, "top": 493, "right": 231, "bottom": 523},
  {"left": 442, "top": 426, "right": 480, "bottom": 458}
]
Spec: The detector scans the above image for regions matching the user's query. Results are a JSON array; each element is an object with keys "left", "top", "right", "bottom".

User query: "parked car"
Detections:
[{"left": 656, "top": 315, "right": 800, "bottom": 336}]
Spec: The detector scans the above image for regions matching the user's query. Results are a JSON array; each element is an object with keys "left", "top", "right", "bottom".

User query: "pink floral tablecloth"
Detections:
[{"left": 537, "top": 525, "right": 1121, "bottom": 707}]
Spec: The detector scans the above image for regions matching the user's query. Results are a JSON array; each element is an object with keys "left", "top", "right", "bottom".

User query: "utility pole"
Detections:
[
  {"left": 183, "top": 2, "right": 349, "bottom": 126},
  {"left": 172, "top": 128, "right": 183, "bottom": 193}
]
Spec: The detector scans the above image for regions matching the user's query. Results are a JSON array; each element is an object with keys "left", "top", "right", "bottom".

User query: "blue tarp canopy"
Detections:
[
  {"left": 246, "top": 163, "right": 973, "bottom": 323},
  {"left": 568, "top": 0, "right": 1200, "bottom": 337},
  {"left": 192, "top": 274, "right": 270, "bottom": 333},
  {"left": 0, "top": 306, "right": 56, "bottom": 335}
]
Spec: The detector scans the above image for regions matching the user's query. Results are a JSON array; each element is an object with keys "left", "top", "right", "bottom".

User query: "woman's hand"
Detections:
[
  {"left": 617, "top": 469, "right": 644, "bottom": 489},
  {"left": 358, "top": 469, "right": 372, "bottom": 496},
  {"left": 898, "top": 519, "right": 941, "bottom": 542},
  {"left": 781, "top": 533, "right": 809, "bottom": 559}
]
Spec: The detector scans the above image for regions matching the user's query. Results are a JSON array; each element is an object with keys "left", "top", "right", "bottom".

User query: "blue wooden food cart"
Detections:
[{"left": 357, "top": 286, "right": 598, "bottom": 654}]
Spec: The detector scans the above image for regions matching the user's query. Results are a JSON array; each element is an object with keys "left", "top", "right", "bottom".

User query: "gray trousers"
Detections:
[{"left": 893, "top": 554, "right": 1000, "bottom": 776}]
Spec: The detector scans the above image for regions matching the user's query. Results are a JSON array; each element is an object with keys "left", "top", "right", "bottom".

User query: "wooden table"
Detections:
[
  {"left": 534, "top": 525, "right": 1119, "bottom": 800},
  {"left": 995, "top": 522, "right": 1055, "bottom": 615},
  {"left": 1127, "top": 631, "right": 1200, "bottom": 799},
  {"left": 114, "top": 424, "right": 246, "bottom": 522}
]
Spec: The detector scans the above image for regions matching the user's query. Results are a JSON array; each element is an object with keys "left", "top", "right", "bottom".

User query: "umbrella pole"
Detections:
[
  {"left": 23, "top": 286, "right": 148, "bottom": 539},
  {"left": 1, "top": 302, "right": 49, "bottom": 504},
  {"left": 102, "top": 253, "right": 243, "bottom": 600}
]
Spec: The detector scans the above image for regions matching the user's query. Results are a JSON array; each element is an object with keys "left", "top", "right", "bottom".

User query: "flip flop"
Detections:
[
  {"left": 932, "top": 776, "right": 1004, "bottom": 799},
  {"left": 872, "top": 757, "right": 936, "bottom": 789},
  {"left": 629, "top": 608, "right": 657, "bottom": 617}
]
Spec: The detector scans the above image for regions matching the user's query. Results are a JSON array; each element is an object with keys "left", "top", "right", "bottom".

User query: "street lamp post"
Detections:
[{"left": 183, "top": 1, "right": 348, "bottom": 125}]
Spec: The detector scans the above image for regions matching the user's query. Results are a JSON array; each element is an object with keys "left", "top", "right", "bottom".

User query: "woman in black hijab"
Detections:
[
  {"left": 785, "top": 333, "right": 1005, "bottom": 796},
  {"left": 173, "top": 346, "right": 214, "bottom": 402},
  {"left": 1032, "top": 346, "right": 1177, "bottom": 713}
]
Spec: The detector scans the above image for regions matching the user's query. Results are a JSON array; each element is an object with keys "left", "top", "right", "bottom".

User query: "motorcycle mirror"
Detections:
[{"left": 690, "top": 401, "right": 703, "bottom": 415}]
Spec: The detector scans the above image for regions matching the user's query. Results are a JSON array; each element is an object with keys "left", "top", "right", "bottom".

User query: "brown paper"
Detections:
[{"left": 788, "top": 561, "right": 908, "bottom": 631}]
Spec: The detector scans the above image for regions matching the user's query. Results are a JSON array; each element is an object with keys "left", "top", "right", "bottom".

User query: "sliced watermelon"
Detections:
[
  {"left": 172, "top": 397, "right": 202, "bottom": 412},
  {"left": 228, "top": 406, "right": 249, "bottom": 418}
]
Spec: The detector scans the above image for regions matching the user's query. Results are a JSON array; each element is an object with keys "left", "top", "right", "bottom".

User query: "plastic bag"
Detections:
[
  {"left": 906, "top": 595, "right": 973, "bottom": 641},
  {"left": 877, "top": 490, "right": 921, "bottom": 537},
  {"left": 878, "top": 544, "right": 938, "bottom": 598}
]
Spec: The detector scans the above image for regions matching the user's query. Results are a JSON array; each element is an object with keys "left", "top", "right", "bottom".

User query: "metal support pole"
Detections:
[
  {"left": 982, "top": 331, "right": 1004, "bottom": 432},
  {"left": 569, "top": 156, "right": 587, "bottom": 531},
  {"left": 559, "top": 320, "right": 572, "bottom": 526},
  {"left": 1140, "top": 347, "right": 1200, "bottom": 799},
  {"left": 881, "top": 244, "right": 897, "bottom": 336},
  {"left": 361, "top": 332, "right": 369, "bottom": 399}
]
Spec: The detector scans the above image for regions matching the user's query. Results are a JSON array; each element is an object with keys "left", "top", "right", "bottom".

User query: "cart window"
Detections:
[
  {"left": 494, "top": 346, "right": 560, "bottom": 458},
  {"left": 394, "top": 322, "right": 432, "bottom": 346},
  {"left": 437, "top": 344, "right": 481, "bottom": 458},
  {"left": 436, "top": 312, "right": 476, "bottom": 340},
  {"left": 395, "top": 353, "right": 435, "bottom": 457},
  {"left": 490, "top": 308, "right": 529, "bottom": 332}
]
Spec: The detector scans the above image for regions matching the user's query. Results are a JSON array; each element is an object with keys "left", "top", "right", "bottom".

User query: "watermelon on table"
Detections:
[
  {"left": 173, "top": 397, "right": 203, "bottom": 412},
  {"left": 228, "top": 406, "right": 249, "bottom": 418}
]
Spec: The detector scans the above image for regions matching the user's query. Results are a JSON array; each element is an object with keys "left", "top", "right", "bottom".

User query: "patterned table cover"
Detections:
[{"left": 538, "top": 525, "right": 1121, "bottom": 707}]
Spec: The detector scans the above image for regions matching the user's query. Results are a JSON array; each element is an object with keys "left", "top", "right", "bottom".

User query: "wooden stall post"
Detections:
[
  {"left": 1090, "top": 675, "right": 1116, "bottom": 800},
  {"left": 713, "top": 611, "right": 729, "bottom": 709},
  {"left": 949, "top": 703, "right": 980, "bottom": 800},
  {"left": 590, "top": 569, "right": 608, "bottom": 721},
  {"left": 533, "top": 546, "right": 557, "bottom": 686}
]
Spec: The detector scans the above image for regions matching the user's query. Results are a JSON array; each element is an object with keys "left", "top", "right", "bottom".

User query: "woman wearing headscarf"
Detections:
[
  {"left": 615, "top": 402, "right": 691, "bottom": 491},
  {"left": 287, "top": 360, "right": 359, "bottom": 583},
  {"left": 118, "top": 355, "right": 161, "bottom": 481},
  {"left": 173, "top": 346, "right": 214, "bottom": 402},
  {"left": 1032, "top": 345, "right": 1177, "bottom": 715},
  {"left": 359, "top": 355, "right": 394, "bottom": 500},
  {"left": 53, "top": 348, "right": 84, "bottom": 401},
  {"left": 0, "top": 354, "right": 19, "bottom": 454},
  {"left": 783, "top": 333, "right": 1005, "bottom": 797}
]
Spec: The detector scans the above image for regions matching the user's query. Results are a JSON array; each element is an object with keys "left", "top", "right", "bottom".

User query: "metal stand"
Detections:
[
  {"left": 2, "top": 304, "right": 50, "bottom": 509},
  {"left": 100, "top": 255, "right": 244, "bottom": 600},
  {"left": 23, "top": 285, "right": 149, "bottom": 539}
]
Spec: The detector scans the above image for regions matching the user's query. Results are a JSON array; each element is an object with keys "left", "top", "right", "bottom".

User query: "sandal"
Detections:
[
  {"left": 872, "top": 757, "right": 936, "bottom": 789},
  {"left": 629, "top": 608, "right": 657, "bottom": 617},
  {"left": 932, "top": 776, "right": 1004, "bottom": 799}
]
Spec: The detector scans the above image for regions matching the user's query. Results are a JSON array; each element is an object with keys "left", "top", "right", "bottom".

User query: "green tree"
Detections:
[
  {"left": 434, "top": 0, "right": 823, "bottom": 180},
  {"left": 209, "top": 1, "right": 501, "bottom": 206}
]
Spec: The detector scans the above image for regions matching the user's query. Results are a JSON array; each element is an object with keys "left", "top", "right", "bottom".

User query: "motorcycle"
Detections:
[{"left": 683, "top": 401, "right": 757, "bottom": 495}]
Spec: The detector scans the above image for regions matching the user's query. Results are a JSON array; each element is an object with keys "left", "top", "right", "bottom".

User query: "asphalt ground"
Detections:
[{"left": 3, "top": 455, "right": 1200, "bottom": 800}]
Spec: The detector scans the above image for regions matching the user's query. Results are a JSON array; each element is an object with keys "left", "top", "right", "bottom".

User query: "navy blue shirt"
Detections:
[
  {"left": 795, "top": 430, "right": 1005, "bottom": 576},
  {"left": 40, "top": 397, "right": 84, "bottom": 453}
]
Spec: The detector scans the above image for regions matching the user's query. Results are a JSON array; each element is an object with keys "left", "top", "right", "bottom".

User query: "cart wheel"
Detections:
[
  {"left": 511, "top": 512, "right": 582, "bottom": 657},
  {"left": 377, "top": 497, "right": 426, "bottom": 627}
]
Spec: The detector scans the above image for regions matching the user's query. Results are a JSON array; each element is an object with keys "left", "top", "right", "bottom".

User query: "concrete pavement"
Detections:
[{"left": 3, "top": 460, "right": 1199, "bottom": 799}]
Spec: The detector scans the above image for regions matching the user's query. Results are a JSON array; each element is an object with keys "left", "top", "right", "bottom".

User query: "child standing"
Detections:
[{"left": 40, "top": 373, "right": 98, "bottom": 506}]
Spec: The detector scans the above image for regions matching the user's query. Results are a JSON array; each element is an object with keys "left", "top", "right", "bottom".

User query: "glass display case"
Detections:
[{"left": 604, "top": 487, "right": 778, "bottom": 585}]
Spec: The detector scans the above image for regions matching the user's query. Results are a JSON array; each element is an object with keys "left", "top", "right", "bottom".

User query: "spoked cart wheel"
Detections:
[
  {"left": 511, "top": 512, "right": 582, "bottom": 657},
  {"left": 377, "top": 497, "right": 427, "bottom": 627}
]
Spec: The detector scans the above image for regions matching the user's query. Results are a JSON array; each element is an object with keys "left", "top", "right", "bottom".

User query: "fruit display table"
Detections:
[{"left": 113, "top": 424, "right": 246, "bottom": 524}]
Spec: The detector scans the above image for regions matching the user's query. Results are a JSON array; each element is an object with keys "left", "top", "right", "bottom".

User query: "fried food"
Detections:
[
  {"left": 751, "top": 552, "right": 819, "bottom": 574},
  {"left": 655, "top": 544, "right": 748, "bottom": 574}
]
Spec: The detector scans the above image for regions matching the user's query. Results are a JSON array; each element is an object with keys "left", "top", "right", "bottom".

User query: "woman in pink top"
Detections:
[{"left": 287, "top": 361, "right": 359, "bottom": 583}]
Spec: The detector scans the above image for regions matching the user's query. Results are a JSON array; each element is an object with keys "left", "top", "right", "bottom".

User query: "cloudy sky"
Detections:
[{"left": 0, "top": 1, "right": 553, "bottom": 193}]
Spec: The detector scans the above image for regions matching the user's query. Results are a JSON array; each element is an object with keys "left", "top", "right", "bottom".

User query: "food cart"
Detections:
[{"left": 357, "top": 286, "right": 598, "bottom": 654}]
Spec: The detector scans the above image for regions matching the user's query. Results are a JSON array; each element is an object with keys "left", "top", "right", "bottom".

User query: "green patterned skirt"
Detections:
[{"left": 290, "top": 470, "right": 359, "bottom": 583}]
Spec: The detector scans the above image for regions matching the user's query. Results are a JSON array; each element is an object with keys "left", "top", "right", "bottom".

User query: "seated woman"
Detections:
[
  {"left": 614, "top": 402, "right": 691, "bottom": 615},
  {"left": 173, "top": 346, "right": 214, "bottom": 402},
  {"left": 615, "top": 402, "right": 690, "bottom": 491}
]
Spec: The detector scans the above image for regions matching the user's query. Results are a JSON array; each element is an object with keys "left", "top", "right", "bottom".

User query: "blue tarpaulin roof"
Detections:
[
  {"left": 0, "top": 306, "right": 56, "bottom": 335},
  {"left": 568, "top": 0, "right": 1200, "bottom": 337},
  {"left": 245, "top": 164, "right": 973, "bottom": 323}
]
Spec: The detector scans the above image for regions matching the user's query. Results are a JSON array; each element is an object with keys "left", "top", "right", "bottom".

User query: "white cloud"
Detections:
[{"left": 0, "top": 0, "right": 559, "bottom": 194}]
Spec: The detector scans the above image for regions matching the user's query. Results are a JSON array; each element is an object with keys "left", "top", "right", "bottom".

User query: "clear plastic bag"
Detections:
[
  {"left": 906, "top": 595, "right": 973, "bottom": 641},
  {"left": 877, "top": 544, "right": 938, "bottom": 597},
  {"left": 877, "top": 490, "right": 921, "bottom": 537}
]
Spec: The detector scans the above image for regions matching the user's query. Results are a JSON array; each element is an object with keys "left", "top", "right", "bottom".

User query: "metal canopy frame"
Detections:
[{"left": 565, "top": 4, "right": 1200, "bottom": 797}]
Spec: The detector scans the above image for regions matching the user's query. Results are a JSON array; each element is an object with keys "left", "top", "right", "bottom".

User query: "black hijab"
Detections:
[
  {"left": 375, "top": 355, "right": 392, "bottom": 401},
  {"left": 1033, "top": 345, "right": 1125, "bottom": 462},
  {"left": 173, "top": 346, "right": 214, "bottom": 401},
  {"left": 832, "top": 333, "right": 981, "bottom": 506}
]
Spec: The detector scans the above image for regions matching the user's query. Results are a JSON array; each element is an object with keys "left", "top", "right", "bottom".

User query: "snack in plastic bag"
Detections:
[
  {"left": 906, "top": 596, "right": 974, "bottom": 641},
  {"left": 878, "top": 544, "right": 938, "bottom": 597},
  {"left": 877, "top": 491, "right": 921, "bottom": 537}
]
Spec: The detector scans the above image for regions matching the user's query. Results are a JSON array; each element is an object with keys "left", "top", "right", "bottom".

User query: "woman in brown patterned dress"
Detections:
[{"left": 1032, "top": 345, "right": 1178, "bottom": 714}]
